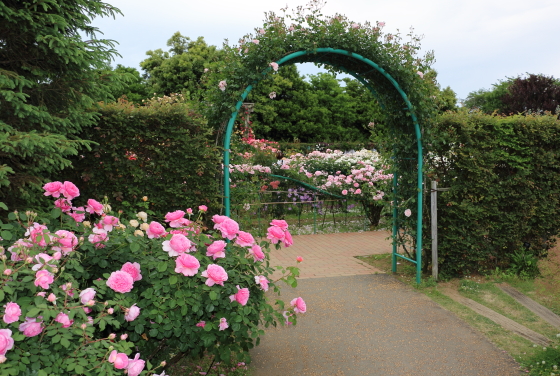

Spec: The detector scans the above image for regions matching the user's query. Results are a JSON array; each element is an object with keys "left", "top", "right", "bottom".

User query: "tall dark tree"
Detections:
[
  {"left": 0, "top": 0, "right": 123, "bottom": 208},
  {"left": 501, "top": 74, "right": 560, "bottom": 114}
]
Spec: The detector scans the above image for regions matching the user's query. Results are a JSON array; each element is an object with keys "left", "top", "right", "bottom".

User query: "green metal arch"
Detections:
[{"left": 222, "top": 48, "right": 424, "bottom": 283}]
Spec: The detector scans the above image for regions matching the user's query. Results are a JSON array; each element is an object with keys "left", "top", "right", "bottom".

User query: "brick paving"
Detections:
[{"left": 269, "top": 230, "right": 392, "bottom": 279}]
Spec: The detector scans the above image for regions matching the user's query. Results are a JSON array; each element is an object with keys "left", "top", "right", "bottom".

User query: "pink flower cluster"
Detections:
[
  {"left": 109, "top": 351, "right": 145, "bottom": 376},
  {"left": 266, "top": 220, "right": 293, "bottom": 247}
]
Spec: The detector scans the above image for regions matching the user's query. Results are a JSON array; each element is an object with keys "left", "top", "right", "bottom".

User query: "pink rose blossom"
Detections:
[
  {"left": 127, "top": 353, "right": 146, "bottom": 376},
  {"left": 351, "top": 23, "right": 360, "bottom": 29},
  {"left": 416, "top": 71, "right": 424, "bottom": 79},
  {"left": 290, "top": 297, "right": 307, "bottom": 313},
  {"left": 54, "top": 312, "right": 73, "bottom": 328},
  {"left": 252, "top": 39, "right": 259, "bottom": 44},
  {"left": 85, "top": 199, "right": 104, "bottom": 215},
  {"left": 296, "top": 256, "right": 304, "bottom": 263},
  {"left": 186, "top": 208, "right": 193, "bottom": 215},
  {"left": 218, "top": 218, "right": 239, "bottom": 240},
  {"left": 79, "top": 288, "right": 96, "bottom": 305},
  {"left": 101, "top": 215, "right": 119, "bottom": 231},
  {"left": 19, "top": 317, "right": 43, "bottom": 337},
  {"left": 165, "top": 210, "right": 187, "bottom": 228},
  {"left": 108, "top": 308, "right": 114, "bottom": 314},
  {"left": 121, "top": 262, "right": 142, "bottom": 281},
  {"left": 125, "top": 304, "right": 141, "bottom": 322},
  {"left": 342, "top": 190, "right": 348, "bottom": 195},
  {"left": 174, "top": 254, "right": 200, "bottom": 276},
  {"left": 248, "top": 244, "right": 265, "bottom": 262},
  {"left": 254, "top": 275, "right": 269, "bottom": 292},
  {"left": 163, "top": 234, "right": 193, "bottom": 256},
  {"left": 212, "top": 215, "right": 228, "bottom": 227},
  {"left": 206, "top": 240, "right": 227, "bottom": 260},
  {"left": 404, "top": 209, "right": 412, "bottom": 217},
  {"left": 266, "top": 226, "right": 285, "bottom": 244},
  {"left": 229, "top": 285, "right": 250, "bottom": 306},
  {"left": 218, "top": 80, "right": 227, "bottom": 91},
  {"left": 269, "top": 91, "right": 277, "bottom": 99},
  {"left": 61, "top": 181, "right": 80, "bottom": 200},
  {"left": 269, "top": 62, "right": 279, "bottom": 71},
  {"left": 270, "top": 219, "right": 288, "bottom": 230},
  {"left": 43, "top": 181, "right": 63, "bottom": 198},
  {"left": 235, "top": 231, "right": 255, "bottom": 247},
  {"left": 283, "top": 230, "right": 293, "bottom": 247},
  {"left": 34, "top": 270, "right": 54, "bottom": 289},
  {"left": 3, "top": 269, "right": 11, "bottom": 276},
  {"left": 109, "top": 350, "right": 129, "bottom": 369},
  {"left": 26, "top": 223, "right": 50, "bottom": 247},
  {"left": 3, "top": 303, "right": 21, "bottom": 324},
  {"left": 201, "top": 264, "right": 228, "bottom": 286},
  {"left": 37, "top": 292, "right": 46, "bottom": 298},
  {"left": 355, "top": 189, "right": 362, "bottom": 194},
  {"left": 258, "top": 28, "right": 265, "bottom": 34},
  {"left": 0, "top": 329, "right": 14, "bottom": 357},
  {"left": 106, "top": 270, "right": 134, "bottom": 293},
  {"left": 196, "top": 321, "right": 205, "bottom": 328},
  {"left": 120, "top": 334, "right": 128, "bottom": 340},
  {"left": 47, "top": 293, "right": 56, "bottom": 303},
  {"left": 54, "top": 198, "right": 72, "bottom": 212},
  {"left": 198, "top": 205, "right": 207, "bottom": 212},
  {"left": 378, "top": 21, "right": 386, "bottom": 27},
  {"left": 146, "top": 221, "right": 166, "bottom": 239},
  {"left": 88, "top": 231, "right": 108, "bottom": 248},
  {"left": 219, "top": 317, "right": 228, "bottom": 331},
  {"left": 69, "top": 207, "right": 85, "bottom": 222},
  {"left": 52, "top": 230, "right": 78, "bottom": 255}
]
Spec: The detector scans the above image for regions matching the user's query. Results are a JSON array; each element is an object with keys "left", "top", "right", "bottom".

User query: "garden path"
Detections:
[{"left": 251, "top": 231, "right": 522, "bottom": 376}]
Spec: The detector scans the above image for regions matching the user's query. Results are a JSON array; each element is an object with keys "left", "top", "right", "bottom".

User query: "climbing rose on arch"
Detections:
[{"left": 269, "top": 62, "right": 279, "bottom": 71}]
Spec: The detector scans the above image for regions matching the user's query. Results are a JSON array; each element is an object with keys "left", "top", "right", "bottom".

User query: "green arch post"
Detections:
[{"left": 222, "top": 48, "right": 424, "bottom": 284}]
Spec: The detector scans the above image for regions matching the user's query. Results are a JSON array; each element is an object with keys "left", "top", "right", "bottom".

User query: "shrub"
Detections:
[
  {"left": 0, "top": 181, "right": 303, "bottom": 375},
  {"left": 61, "top": 96, "right": 221, "bottom": 218},
  {"left": 426, "top": 111, "right": 560, "bottom": 276}
]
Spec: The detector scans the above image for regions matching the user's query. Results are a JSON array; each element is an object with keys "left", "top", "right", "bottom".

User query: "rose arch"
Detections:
[{"left": 203, "top": 2, "right": 438, "bottom": 283}]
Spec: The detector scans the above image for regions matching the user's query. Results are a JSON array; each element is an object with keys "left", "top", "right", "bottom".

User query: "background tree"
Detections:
[
  {"left": 0, "top": 0, "right": 123, "bottom": 209},
  {"left": 107, "top": 65, "right": 151, "bottom": 103},
  {"left": 140, "top": 33, "right": 223, "bottom": 99}
]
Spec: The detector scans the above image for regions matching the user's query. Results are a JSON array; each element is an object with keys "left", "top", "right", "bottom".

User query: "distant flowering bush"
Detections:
[{"left": 0, "top": 181, "right": 303, "bottom": 375}]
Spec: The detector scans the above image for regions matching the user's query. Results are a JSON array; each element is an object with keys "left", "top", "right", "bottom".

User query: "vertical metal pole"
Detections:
[
  {"left": 392, "top": 170, "right": 398, "bottom": 273},
  {"left": 313, "top": 194, "right": 317, "bottom": 234},
  {"left": 431, "top": 181, "right": 438, "bottom": 281}
]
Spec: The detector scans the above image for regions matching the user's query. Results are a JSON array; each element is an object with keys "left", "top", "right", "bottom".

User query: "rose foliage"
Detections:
[{"left": 0, "top": 182, "right": 303, "bottom": 375}]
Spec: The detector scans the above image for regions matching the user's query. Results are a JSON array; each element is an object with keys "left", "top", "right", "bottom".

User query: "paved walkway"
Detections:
[{"left": 250, "top": 231, "right": 522, "bottom": 376}]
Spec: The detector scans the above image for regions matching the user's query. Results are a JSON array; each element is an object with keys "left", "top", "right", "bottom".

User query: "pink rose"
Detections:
[
  {"left": 235, "top": 231, "right": 255, "bottom": 247},
  {"left": 163, "top": 234, "right": 192, "bottom": 256},
  {"left": 101, "top": 215, "right": 119, "bottom": 231},
  {"left": 270, "top": 219, "right": 288, "bottom": 230},
  {"left": 342, "top": 189, "right": 348, "bottom": 195},
  {"left": 252, "top": 39, "right": 259, "bottom": 44},
  {"left": 196, "top": 321, "right": 205, "bottom": 328},
  {"left": 404, "top": 209, "right": 412, "bottom": 217},
  {"left": 296, "top": 256, "right": 304, "bottom": 263},
  {"left": 79, "top": 288, "right": 96, "bottom": 305},
  {"left": 43, "top": 181, "right": 63, "bottom": 198},
  {"left": 219, "top": 317, "right": 228, "bottom": 331},
  {"left": 69, "top": 207, "right": 85, "bottom": 222},
  {"left": 61, "top": 181, "right": 80, "bottom": 200},
  {"left": 218, "top": 80, "right": 227, "bottom": 91},
  {"left": 218, "top": 218, "right": 239, "bottom": 240},
  {"left": 106, "top": 270, "right": 134, "bottom": 293},
  {"left": 165, "top": 210, "right": 186, "bottom": 228},
  {"left": 27, "top": 223, "right": 50, "bottom": 247},
  {"left": 290, "top": 297, "right": 307, "bottom": 313},
  {"left": 198, "top": 205, "right": 207, "bottom": 212},
  {"left": 3, "top": 303, "right": 21, "bottom": 324},
  {"left": 47, "top": 293, "right": 56, "bottom": 303},
  {"left": 283, "top": 230, "right": 293, "bottom": 247},
  {"left": 127, "top": 353, "right": 145, "bottom": 376},
  {"left": 254, "top": 275, "right": 269, "bottom": 292},
  {"left": 248, "top": 244, "right": 265, "bottom": 262},
  {"left": 120, "top": 334, "right": 128, "bottom": 340},
  {"left": 146, "top": 221, "right": 166, "bottom": 239},
  {"left": 121, "top": 262, "right": 142, "bottom": 282},
  {"left": 85, "top": 199, "right": 104, "bottom": 215},
  {"left": 229, "top": 285, "right": 250, "bottom": 306},
  {"left": 212, "top": 215, "right": 228, "bottom": 228},
  {"left": 88, "top": 231, "right": 108, "bottom": 248},
  {"left": 269, "top": 62, "right": 279, "bottom": 71},
  {"left": 201, "top": 264, "right": 228, "bottom": 286},
  {"left": 186, "top": 208, "right": 193, "bottom": 215},
  {"left": 125, "top": 304, "right": 140, "bottom": 322},
  {"left": 55, "top": 313, "right": 73, "bottom": 328},
  {"left": 351, "top": 23, "right": 360, "bottom": 29},
  {"left": 417, "top": 71, "right": 424, "bottom": 79},
  {"left": 109, "top": 350, "right": 129, "bottom": 369},
  {"left": 206, "top": 240, "right": 226, "bottom": 260},
  {"left": 34, "top": 270, "right": 54, "bottom": 289},
  {"left": 3, "top": 269, "right": 11, "bottom": 276},
  {"left": 52, "top": 230, "right": 78, "bottom": 255},
  {"left": 54, "top": 198, "right": 72, "bottom": 212},
  {"left": 175, "top": 254, "right": 200, "bottom": 276},
  {"left": 0, "top": 329, "right": 14, "bottom": 356},
  {"left": 266, "top": 226, "right": 285, "bottom": 244},
  {"left": 19, "top": 317, "right": 43, "bottom": 337}
]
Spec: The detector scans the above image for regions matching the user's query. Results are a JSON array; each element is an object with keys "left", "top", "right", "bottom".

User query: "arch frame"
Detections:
[{"left": 222, "top": 48, "right": 424, "bottom": 284}]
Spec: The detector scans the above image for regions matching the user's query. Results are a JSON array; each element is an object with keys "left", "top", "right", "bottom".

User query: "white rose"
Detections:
[
  {"left": 129, "top": 219, "right": 139, "bottom": 228},
  {"left": 139, "top": 223, "right": 149, "bottom": 231},
  {"left": 134, "top": 230, "right": 144, "bottom": 237},
  {"left": 136, "top": 211, "right": 148, "bottom": 222}
]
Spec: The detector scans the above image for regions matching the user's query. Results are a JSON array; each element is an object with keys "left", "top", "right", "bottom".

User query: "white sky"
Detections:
[{"left": 92, "top": 0, "right": 560, "bottom": 100}]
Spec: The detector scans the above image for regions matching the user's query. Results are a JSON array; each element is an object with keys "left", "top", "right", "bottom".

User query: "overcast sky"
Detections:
[{"left": 92, "top": 0, "right": 560, "bottom": 101}]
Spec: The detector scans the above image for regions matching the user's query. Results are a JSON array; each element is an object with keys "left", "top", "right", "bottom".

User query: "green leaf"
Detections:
[
  {"left": 0, "top": 202, "right": 8, "bottom": 210},
  {"left": 60, "top": 338, "right": 70, "bottom": 348},
  {"left": 0, "top": 290, "right": 4, "bottom": 303},
  {"left": 50, "top": 208, "right": 62, "bottom": 219},
  {"left": 26, "top": 308, "right": 41, "bottom": 317},
  {"left": 7, "top": 213, "right": 16, "bottom": 221},
  {"left": 157, "top": 262, "right": 168, "bottom": 272},
  {"left": 149, "top": 328, "right": 158, "bottom": 337},
  {"left": 209, "top": 291, "right": 217, "bottom": 300},
  {"left": 0, "top": 231, "right": 12, "bottom": 241},
  {"left": 130, "top": 242, "right": 140, "bottom": 252},
  {"left": 135, "top": 324, "right": 144, "bottom": 334},
  {"left": 169, "top": 275, "right": 178, "bottom": 285}
]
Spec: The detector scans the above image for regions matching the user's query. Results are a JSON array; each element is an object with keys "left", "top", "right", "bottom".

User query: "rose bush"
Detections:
[{"left": 0, "top": 181, "right": 304, "bottom": 375}]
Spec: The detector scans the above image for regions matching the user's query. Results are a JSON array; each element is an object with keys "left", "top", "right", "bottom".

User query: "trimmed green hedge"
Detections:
[
  {"left": 426, "top": 111, "right": 560, "bottom": 276},
  {"left": 63, "top": 97, "right": 221, "bottom": 217}
]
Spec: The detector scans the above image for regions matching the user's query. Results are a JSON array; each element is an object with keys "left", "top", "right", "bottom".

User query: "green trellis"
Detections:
[{"left": 221, "top": 49, "right": 424, "bottom": 284}]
